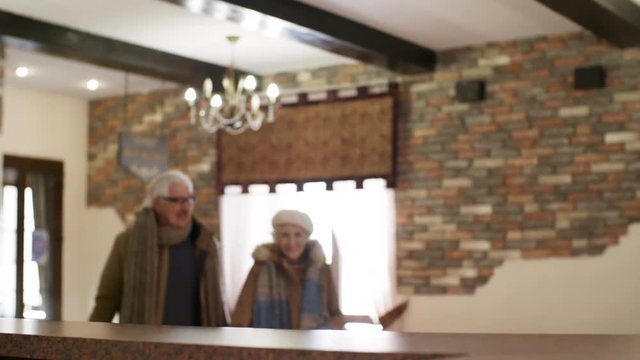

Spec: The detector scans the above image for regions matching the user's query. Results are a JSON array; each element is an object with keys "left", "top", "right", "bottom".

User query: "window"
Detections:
[{"left": 220, "top": 179, "right": 395, "bottom": 323}]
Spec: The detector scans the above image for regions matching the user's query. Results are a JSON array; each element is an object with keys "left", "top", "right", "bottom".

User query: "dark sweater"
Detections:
[{"left": 163, "top": 225, "right": 201, "bottom": 326}]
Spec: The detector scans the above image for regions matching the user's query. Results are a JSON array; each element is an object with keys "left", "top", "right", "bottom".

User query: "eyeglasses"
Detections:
[{"left": 159, "top": 195, "right": 196, "bottom": 205}]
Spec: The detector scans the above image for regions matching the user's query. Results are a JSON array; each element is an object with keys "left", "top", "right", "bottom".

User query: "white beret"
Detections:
[{"left": 272, "top": 209, "right": 313, "bottom": 235}]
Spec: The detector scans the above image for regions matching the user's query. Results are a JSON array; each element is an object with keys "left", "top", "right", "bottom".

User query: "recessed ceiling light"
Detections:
[
  {"left": 15, "top": 66, "right": 29, "bottom": 78},
  {"left": 86, "top": 79, "right": 100, "bottom": 91}
]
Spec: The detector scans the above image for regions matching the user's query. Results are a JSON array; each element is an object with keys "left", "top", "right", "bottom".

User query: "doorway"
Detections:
[{"left": 0, "top": 155, "right": 63, "bottom": 320}]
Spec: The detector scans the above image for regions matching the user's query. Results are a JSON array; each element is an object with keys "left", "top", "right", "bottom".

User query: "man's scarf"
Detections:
[
  {"left": 120, "top": 209, "right": 226, "bottom": 326},
  {"left": 251, "top": 241, "right": 330, "bottom": 329}
]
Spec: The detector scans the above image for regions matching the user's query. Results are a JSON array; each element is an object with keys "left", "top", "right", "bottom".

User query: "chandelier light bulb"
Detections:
[
  {"left": 184, "top": 88, "right": 197, "bottom": 104},
  {"left": 15, "top": 66, "right": 29, "bottom": 78},
  {"left": 203, "top": 78, "right": 213, "bottom": 97},
  {"left": 86, "top": 79, "right": 99, "bottom": 91},
  {"left": 266, "top": 83, "right": 280, "bottom": 103},
  {"left": 211, "top": 94, "right": 223, "bottom": 108},
  {"left": 244, "top": 75, "right": 257, "bottom": 91}
]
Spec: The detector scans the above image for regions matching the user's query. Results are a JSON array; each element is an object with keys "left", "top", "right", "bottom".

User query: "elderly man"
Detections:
[
  {"left": 232, "top": 209, "right": 343, "bottom": 329},
  {"left": 89, "top": 170, "right": 227, "bottom": 326}
]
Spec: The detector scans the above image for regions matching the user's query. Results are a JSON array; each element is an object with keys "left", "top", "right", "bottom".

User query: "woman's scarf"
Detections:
[{"left": 251, "top": 240, "right": 330, "bottom": 329}]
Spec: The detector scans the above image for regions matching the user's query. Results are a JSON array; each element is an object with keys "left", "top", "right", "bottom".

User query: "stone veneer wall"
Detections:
[
  {"left": 395, "top": 32, "right": 640, "bottom": 294},
  {"left": 88, "top": 89, "right": 219, "bottom": 227},
  {"left": 87, "top": 65, "right": 390, "bottom": 229},
  {"left": 88, "top": 31, "right": 640, "bottom": 294}
]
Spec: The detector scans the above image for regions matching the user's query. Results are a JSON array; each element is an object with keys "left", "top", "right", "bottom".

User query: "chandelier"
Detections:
[{"left": 184, "top": 35, "right": 280, "bottom": 135}]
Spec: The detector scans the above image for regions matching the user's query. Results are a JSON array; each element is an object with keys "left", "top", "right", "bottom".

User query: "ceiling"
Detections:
[
  {"left": 1, "top": 0, "right": 635, "bottom": 99},
  {"left": 3, "top": 46, "right": 176, "bottom": 99}
]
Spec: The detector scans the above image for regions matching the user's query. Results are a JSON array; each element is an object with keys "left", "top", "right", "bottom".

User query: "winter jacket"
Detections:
[
  {"left": 89, "top": 218, "right": 227, "bottom": 326},
  {"left": 231, "top": 240, "right": 343, "bottom": 329}
]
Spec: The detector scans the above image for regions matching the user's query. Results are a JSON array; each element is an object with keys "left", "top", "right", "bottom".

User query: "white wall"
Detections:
[
  {"left": 401, "top": 224, "right": 640, "bottom": 334},
  {"left": 0, "top": 84, "right": 123, "bottom": 320},
  {"left": 81, "top": 207, "right": 124, "bottom": 318}
]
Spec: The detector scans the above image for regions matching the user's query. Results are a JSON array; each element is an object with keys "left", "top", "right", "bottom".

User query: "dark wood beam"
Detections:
[
  {"left": 0, "top": 11, "right": 226, "bottom": 86},
  {"left": 534, "top": 0, "right": 640, "bottom": 47},
  {"left": 160, "top": 0, "right": 436, "bottom": 74}
]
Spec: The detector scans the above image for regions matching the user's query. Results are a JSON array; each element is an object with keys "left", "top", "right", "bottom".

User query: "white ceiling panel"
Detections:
[{"left": 296, "top": 0, "right": 581, "bottom": 50}]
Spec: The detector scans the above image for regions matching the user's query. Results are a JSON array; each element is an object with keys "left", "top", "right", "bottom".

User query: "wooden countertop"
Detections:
[{"left": 1, "top": 318, "right": 639, "bottom": 359}]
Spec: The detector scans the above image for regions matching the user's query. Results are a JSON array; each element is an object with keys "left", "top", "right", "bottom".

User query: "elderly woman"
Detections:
[{"left": 232, "top": 210, "right": 343, "bottom": 329}]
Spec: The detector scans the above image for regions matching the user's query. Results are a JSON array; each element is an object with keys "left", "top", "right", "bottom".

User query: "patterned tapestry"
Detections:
[{"left": 219, "top": 94, "right": 395, "bottom": 191}]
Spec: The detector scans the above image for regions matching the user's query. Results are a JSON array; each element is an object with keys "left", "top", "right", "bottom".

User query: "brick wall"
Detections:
[
  {"left": 396, "top": 32, "right": 640, "bottom": 294},
  {"left": 88, "top": 63, "right": 393, "bottom": 229},
  {"left": 87, "top": 31, "right": 640, "bottom": 295},
  {"left": 88, "top": 89, "right": 219, "bottom": 227}
]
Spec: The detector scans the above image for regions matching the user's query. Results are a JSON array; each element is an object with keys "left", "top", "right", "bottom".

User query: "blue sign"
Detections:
[{"left": 118, "top": 132, "right": 169, "bottom": 181}]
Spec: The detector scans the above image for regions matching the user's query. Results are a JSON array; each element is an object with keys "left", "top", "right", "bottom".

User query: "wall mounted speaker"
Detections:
[
  {"left": 574, "top": 65, "right": 606, "bottom": 90},
  {"left": 455, "top": 80, "right": 485, "bottom": 102}
]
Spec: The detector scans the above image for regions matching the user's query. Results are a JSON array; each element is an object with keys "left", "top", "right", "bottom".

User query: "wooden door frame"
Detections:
[{"left": 3, "top": 155, "right": 63, "bottom": 320}]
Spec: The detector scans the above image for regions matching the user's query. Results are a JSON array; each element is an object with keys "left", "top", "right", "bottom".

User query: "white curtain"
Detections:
[{"left": 220, "top": 181, "right": 396, "bottom": 321}]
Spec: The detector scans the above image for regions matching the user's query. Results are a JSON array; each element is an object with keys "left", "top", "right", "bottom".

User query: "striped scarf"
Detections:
[{"left": 251, "top": 241, "right": 330, "bottom": 329}]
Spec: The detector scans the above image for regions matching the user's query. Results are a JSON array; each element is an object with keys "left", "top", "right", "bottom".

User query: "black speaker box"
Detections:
[
  {"left": 574, "top": 65, "right": 606, "bottom": 90},
  {"left": 455, "top": 80, "right": 485, "bottom": 102}
]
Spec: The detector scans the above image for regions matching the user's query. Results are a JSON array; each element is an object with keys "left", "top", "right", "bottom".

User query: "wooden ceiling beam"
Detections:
[
  {"left": 534, "top": 0, "right": 640, "bottom": 47},
  {"left": 0, "top": 11, "right": 226, "bottom": 86}
]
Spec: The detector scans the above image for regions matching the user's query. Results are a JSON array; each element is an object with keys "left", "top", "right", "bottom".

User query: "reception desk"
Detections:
[{"left": 1, "top": 318, "right": 638, "bottom": 359}]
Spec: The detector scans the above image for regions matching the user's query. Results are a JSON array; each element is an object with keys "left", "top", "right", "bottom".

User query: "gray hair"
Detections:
[{"left": 140, "top": 170, "right": 194, "bottom": 208}]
